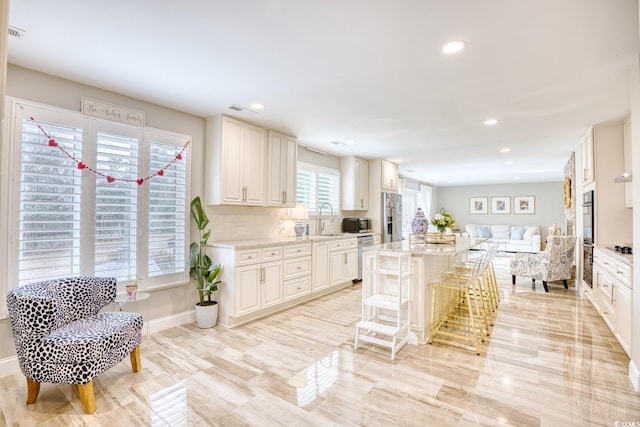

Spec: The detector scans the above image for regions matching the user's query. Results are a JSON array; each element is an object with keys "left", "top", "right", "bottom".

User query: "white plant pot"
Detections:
[{"left": 194, "top": 301, "right": 218, "bottom": 328}]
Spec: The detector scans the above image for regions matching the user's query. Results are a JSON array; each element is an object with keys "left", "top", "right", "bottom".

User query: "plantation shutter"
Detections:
[
  {"left": 147, "top": 140, "right": 187, "bottom": 277},
  {"left": 296, "top": 162, "right": 340, "bottom": 215},
  {"left": 94, "top": 130, "right": 139, "bottom": 280},
  {"left": 17, "top": 119, "right": 83, "bottom": 285}
]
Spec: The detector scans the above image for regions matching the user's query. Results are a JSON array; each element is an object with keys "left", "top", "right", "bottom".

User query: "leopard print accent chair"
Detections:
[
  {"left": 510, "top": 235, "right": 577, "bottom": 292},
  {"left": 7, "top": 277, "right": 143, "bottom": 414}
]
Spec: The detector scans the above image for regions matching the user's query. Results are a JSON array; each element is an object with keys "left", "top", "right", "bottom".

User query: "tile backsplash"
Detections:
[{"left": 206, "top": 206, "right": 343, "bottom": 241}]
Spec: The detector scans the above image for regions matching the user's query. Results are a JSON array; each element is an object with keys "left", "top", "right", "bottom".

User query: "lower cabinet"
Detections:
[
  {"left": 591, "top": 247, "right": 632, "bottom": 356},
  {"left": 283, "top": 243, "right": 312, "bottom": 301},
  {"left": 329, "top": 238, "right": 358, "bottom": 286},
  {"left": 312, "top": 241, "right": 330, "bottom": 292},
  {"left": 236, "top": 261, "right": 282, "bottom": 315}
]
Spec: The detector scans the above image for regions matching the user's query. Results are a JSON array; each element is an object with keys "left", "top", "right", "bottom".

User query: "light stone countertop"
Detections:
[
  {"left": 365, "top": 237, "right": 487, "bottom": 256},
  {"left": 209, "top": 232, "right": 375, "bottom": 249}
]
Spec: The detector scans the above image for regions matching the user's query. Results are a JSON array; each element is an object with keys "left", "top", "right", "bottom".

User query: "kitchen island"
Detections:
[{"left": 362, "top": 237, "right": 487, "bottom": 344}]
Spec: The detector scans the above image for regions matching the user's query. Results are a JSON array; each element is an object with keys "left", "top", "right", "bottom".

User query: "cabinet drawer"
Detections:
[
  {"left": 283, "top": 256, "right": 312, "bottom": 280},
  {"left": 330, "top": 239, "right": 357, "bottom": 251},
  {"left": 261, "top": 246, "right": 283, "bottom": 261},
  {"left": 613, "top": 262, "right": 631, "bottom": 285},
  {"left": 236, "top": 248, "right": 261, "bottom": 265},
  {"left": 284, "top": 277, "right": 311, "bottom": 300},
  {"left": 284, "top": 243, "right": 311, "bottom": 257}
]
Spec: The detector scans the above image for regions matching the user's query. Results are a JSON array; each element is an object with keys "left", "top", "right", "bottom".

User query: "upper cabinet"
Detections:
[
  {"left": 267, "top": 130, "right": 297, "bottom": 207},
  {"left": 589, "top": 123, "right": 632, "bottom": 245},
  {"left": 341, "top": 156, "right": 369, "bottom": 210},
  {"left": 381, "top": 160, "right": 399, "bottom": 192},
  {"left": 581, "top": 128, "right": 594, "bottom": 186},
  {"left": 205, "top": 115, "right": 267, "bottom": 206}
]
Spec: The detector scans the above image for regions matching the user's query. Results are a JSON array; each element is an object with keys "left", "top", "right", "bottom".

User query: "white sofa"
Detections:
[{"left": 463, "top": 224, "right": 541, "bottom": 253}]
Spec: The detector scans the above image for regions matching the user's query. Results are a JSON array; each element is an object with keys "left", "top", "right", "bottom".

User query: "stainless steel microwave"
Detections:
[{"left": 342, "top": 217, "right": 372, "bottom": 233}]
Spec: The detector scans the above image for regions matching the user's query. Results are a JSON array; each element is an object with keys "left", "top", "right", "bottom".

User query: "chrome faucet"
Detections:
[{"left": 318, "top": 202, "right": 334, "bottom": 235}]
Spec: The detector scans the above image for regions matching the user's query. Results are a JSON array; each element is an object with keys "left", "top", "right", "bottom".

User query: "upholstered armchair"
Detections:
[
  {"left": 510, "top": 236, "right": 577, "bottom": 292},
  {"left": 7, "top": 277, "right": 143, "bottom": 414}
]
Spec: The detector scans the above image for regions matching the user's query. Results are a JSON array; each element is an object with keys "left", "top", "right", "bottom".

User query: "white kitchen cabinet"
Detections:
[
  {"left": 341, "top": 156, "right": 369, "bottom": 210},
  {"left": 312, "top": 241, "right": 330, "bottom": 291},
  {"left": 236, "top": 260, "right": 282, "bottom": 315},
  {"left": 267, "top": 130, "right": 297, "bottom": 207},
  {"left": 205, "top": 115, "right": 267, "bottom": 206},
  {"left": 329, "top": 238, "right": 358, "bottom": 286},
  {"left": 581, "top": 128, "right": 594, "bottom": 186},
  {"left": 615, "top": 281, "right": 632, "bottom": 355},
  {"left": 381, "top": 160, "right": 399, "bottom": 192},
  {"left": 592, "top": 246, "right": 632, "bottom": 356},
  {"left": 589, "top": 123, "right": 631, "bottom": 245},
  {"left": 283, "top": 243, "right": 312, "bottom": 301},
  {"left": 623, "top": 117, "right": 632, "bottom": 208}
]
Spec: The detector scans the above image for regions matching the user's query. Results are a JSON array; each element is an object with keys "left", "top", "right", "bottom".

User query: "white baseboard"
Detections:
[
  {"left": 630, "top": 360, "right": 640, "bottom": 392},
  {"left": 148, "top": 310, "right": 195, "bottom": 334},
  {"left": 0, "top": 310, "right": 195, "bottom": 379},
  {"left": 0, "top": 356, "right": 20, "bottom": 378}
]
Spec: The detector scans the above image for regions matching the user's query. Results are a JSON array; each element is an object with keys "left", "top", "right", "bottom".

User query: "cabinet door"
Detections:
[
  {"left": 242, "top": 123, "right": 267, "bottom": 206},
  {"left": 267, "top": 131, "right": 284, "bottom": 206},
  {"left": 313, "top": 242, "right": 330, "bottom": 291},
  {"left": 355, "top": 158, "right": 369, "bottom": 209},
  {"left": 330, "top": 252, "right": 345, "bottom": 286},
  {"left": 382, "top": 160, "right": 399, "bottom": 192},
  {"left": 343, "top": 249, "right": 359, "bottom": 282},
  {"left": 220, "top": 116, "right": 245, "bottom": 204},
  {"left": 236, "top": 264, "right": 261, "bottom": 315},
  {"left": 615, "top": 283, "right": 632, "bottom": 355},
  {"left": 581, "top": 128, "right": 594, "bottom": 185},
  {"left": 261, "top": 261, "right": 283, "bottom": 309},
  {"left": 283, "top": 135, "right": 297, "bottom": 207}
]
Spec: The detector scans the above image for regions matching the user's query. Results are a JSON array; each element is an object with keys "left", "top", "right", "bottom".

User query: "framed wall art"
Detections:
[
  {"left": 469, "top": 197, "right": 488, "bottom": 214},
  {"left": 514, "top": 196, "right": 535, "bottom": 214},
  {"left": 491, "top": 196, "right": 511, "bottom": 214}
]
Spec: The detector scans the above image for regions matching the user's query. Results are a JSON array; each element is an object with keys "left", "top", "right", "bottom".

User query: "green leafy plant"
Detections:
[
  {"left": 431, "top": 210, "right": 456, "bottom": 233},
  {"left": 189, "top": 196, "right": 222, "bottom": 306}
]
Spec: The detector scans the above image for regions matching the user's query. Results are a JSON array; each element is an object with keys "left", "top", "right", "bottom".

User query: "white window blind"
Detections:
[
  {"left": 296, "top": 162, "right": 340, "bottom": 215},
  {"left": 94, "top": 131, "right": 139, "bottom": 279},
  {"left": 18, "top": 119, "right": 83, "bottom": 285},
  {"left": 147, "top": 140, "right": 187, "bottom": 278}
]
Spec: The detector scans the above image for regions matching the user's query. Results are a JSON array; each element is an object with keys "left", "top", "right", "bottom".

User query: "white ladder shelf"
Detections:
[{"left": 355, "top": 250, "right": 412, "bottom": 360}]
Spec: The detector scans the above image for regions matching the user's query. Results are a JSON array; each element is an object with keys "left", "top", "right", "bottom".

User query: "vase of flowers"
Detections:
[{"left": 431, "top": 210, "right": 455, "bottom": 234}]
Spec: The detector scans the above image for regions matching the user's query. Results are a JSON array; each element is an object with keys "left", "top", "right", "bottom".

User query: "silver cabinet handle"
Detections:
[{"left": 261, "top": 267, "right": 265, "bottom": 283}]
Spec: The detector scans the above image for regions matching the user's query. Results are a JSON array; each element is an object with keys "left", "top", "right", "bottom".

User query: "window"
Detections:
[
  {"left": 3, "top": 100, "right": 190, "bottom": 310},
  {"left": 296, "top": 162, "right": 340, "bottom": 215},
  {"left": 401, "top": 187, "right": 423, "bottom": 239}
]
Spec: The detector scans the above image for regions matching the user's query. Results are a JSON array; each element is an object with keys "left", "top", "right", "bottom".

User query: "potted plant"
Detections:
[{"left": 189, "top": 196, "right": 222, "bottom": 328}]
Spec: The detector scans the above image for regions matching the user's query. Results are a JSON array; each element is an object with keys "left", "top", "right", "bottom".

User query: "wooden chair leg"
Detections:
[
  {"left": 542, "top": 281, "right": 549, "bottom": 292},
  {"left": 130, "top": 346, "right": 141, "bottom": 372},
  {"left": 563, "top": 279, "right": 568, "bottom": 289},
  {"left": 77, "top": 382, "right": 96, "bottom": 414},
  {"left": 26, "top": 378, "right": 40, "bottom": 404},
  {"left": 511, "top": 275, "right": 516, "bottom": 285}
]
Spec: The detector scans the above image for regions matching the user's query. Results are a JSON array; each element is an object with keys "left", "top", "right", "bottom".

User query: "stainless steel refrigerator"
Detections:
[{"left": 381, "top": 192, "right": 402, "bottom": 243}]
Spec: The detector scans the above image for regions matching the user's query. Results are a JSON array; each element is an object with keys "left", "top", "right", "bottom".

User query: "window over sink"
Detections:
[{"left": 296, "top": 162, "right": 340, "bottom": 216}]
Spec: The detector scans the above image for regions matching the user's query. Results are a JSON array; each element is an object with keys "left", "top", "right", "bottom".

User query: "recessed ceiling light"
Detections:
[
  {"left": 514, "top": 177, "right": 521, "bottom": 180},
  {"left": 442, "top": 40, "right": 466, "bottom": 54},
  {"left": 500, "top": 148, "right": 510, "bottom": 153},
  {"left": 484, "top": 119, "right": 499, "bottom": 125},
  {"left": 250, "top": 103, "right": 265, "bottom": 110},
  {"left": 505, "top": 161, "right": 513, "bottom": 166},
  {"left": 344, "top": 140, "right": 354, "bottom": 145}
]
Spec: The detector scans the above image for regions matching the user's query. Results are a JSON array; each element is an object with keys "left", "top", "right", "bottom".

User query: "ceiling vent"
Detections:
[
  {"left": 228, "top": 104, "right": 256, "bottom": 116},
  {"left": 8, "top": 26, "right": 25, "bottom": 39}
]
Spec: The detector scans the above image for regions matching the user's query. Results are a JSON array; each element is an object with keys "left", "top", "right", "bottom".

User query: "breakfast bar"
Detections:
[{"left": 362, "top": 237, "right": 487, "bottom": 344}]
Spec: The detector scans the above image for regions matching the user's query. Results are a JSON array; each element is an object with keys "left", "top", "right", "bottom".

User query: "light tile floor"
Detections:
[{"left": 1, "top": 253, "right": 639, "bottom": 426}]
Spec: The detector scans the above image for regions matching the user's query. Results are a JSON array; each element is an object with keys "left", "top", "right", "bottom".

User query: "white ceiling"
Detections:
[{"left": 7, "top": 0, "right": 640, "bottom": 186}]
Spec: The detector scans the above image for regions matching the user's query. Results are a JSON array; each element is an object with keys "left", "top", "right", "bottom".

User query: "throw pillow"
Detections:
[
  {"left": 475, "top": 226, "right": 490, "bottom": 238},
  {"left": 493, "top": 230, "right": 510, "bottom": 239},
  {"left": 523, "top": 226, "right": 538, "bottom": 240},
  {"left": 510, "top": 227, "right": 525, "bottom": 240}
]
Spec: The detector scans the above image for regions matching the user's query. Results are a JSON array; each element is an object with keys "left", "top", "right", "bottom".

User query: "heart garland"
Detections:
[{"left": 25, "top": 110, "right": 189, "bottom": 185}]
